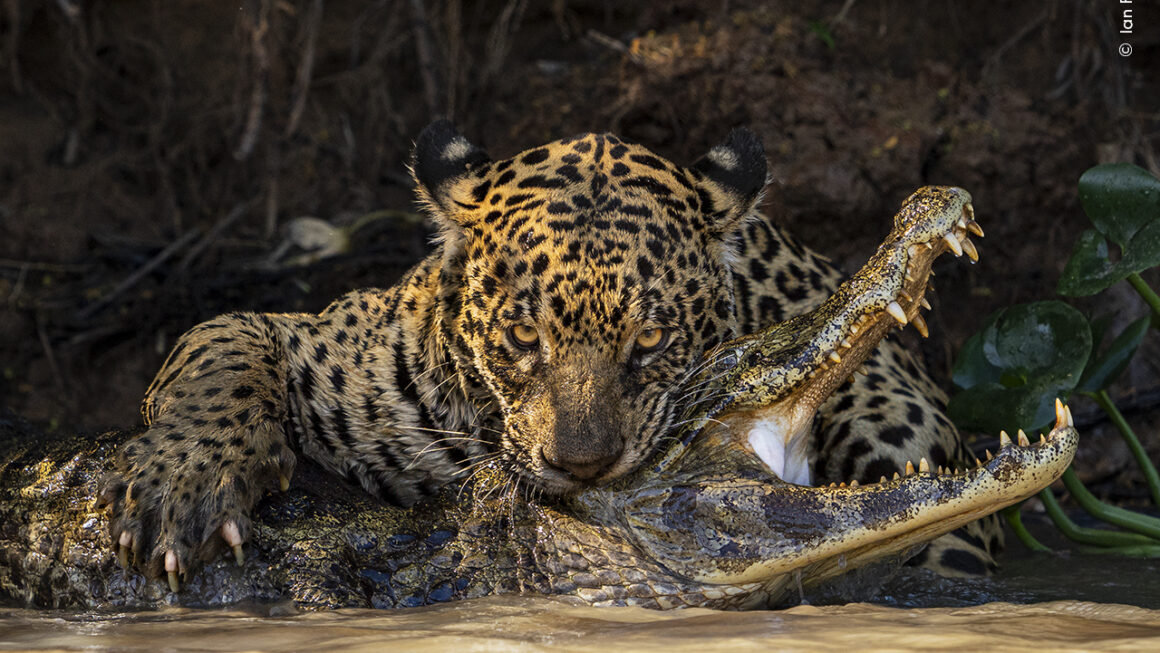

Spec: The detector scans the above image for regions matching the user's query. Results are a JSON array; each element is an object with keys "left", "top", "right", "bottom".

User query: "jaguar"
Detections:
[{"left": 100, "top": 121, "right": 998, "bottom": 591}]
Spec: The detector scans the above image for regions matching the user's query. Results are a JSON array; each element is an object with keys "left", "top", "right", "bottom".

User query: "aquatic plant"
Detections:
[{"left": 950, "top": 162, "right": 1160, "bottom": 556}]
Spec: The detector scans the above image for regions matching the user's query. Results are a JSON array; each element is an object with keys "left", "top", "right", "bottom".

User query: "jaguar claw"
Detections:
[
  {"left": 116, "top": 531, "right": 132, "bottom": 568},
  {"left": 165, "top": 550, "right": 180, "bottom": 593},
  {"left": 222, "top": 520, "right": 244, "bottom": 566}
]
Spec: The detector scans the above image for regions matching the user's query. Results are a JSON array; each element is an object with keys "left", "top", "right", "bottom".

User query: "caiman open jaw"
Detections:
[
  {"left": 582, "top": 185, "right": 1076, "bottom": 606},
  {"left": 684, "top": 186, "right": 983, "bottom": 485}
]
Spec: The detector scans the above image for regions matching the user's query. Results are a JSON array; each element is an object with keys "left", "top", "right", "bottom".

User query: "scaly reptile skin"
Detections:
[{"left": 0, "top": 188, "right": 1078, "bottom": 609}]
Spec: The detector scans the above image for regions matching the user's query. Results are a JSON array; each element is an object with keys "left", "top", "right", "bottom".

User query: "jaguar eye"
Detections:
[
  {"left": 508, "top": 324, "right": 540, "bottom": 350},
  {"left": 635, "top": 327, "right": 670, "bottom": 352}
]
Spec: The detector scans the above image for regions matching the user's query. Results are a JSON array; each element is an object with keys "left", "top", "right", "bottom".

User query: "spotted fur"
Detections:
[{"left": 101, "top": 121, "right": 999, "bottom": 580}]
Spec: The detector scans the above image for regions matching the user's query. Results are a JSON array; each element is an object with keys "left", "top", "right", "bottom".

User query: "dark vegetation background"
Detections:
[{"left": 1, "top": 0, "right": 1157, "bottom": 502}]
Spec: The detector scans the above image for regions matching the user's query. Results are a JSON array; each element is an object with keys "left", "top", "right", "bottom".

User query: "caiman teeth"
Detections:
[
  {"left": 829, "top": 351, "right": 843, "bottom": 364},
  {"left": 962, "top": 237, "right": 979, "bottom": 263},
  {"left": 911, "top": 313, "right": 929, "bottom": 338},
  {"left": 857, "top": 364, "right": 869, "bottom": 375},
  {"left": 886, "top": 301, "right": 908, "bottom": 325},
  {"left": 840, "top": 399, "right": 1071, "bottom": 492},
  {"left": 920, "top": 297, "right": 932, "bottom": 310},
  {"left": 943, "top": 233, "right": 963, "bottom": 257},
  {"left": 1054, "top": 398, "right": 1071, "bottom": 428}
]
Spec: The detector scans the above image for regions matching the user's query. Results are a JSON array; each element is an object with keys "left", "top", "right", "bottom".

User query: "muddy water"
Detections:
[
  {"left": 3, "top": 553, "right": 1160, "bottom": 652},
  {"left": 3, "top": 599, "right": 1160, "bottom": 652}
]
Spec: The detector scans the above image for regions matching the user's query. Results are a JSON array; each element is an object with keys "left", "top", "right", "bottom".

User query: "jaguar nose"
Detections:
[{"left": 541, "top": 445, "right": 622, "bottom": 481}]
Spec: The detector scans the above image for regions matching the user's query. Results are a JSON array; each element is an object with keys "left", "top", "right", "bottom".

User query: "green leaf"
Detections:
[
  {"left": 1077, "top": 316, "right": 1150, "bottom": 393},
  {"left": 949, "top": 301, "right": 1091, "bottom": 433},
  {"left": 1061, "top": 164, "right": 1160, "bottom": 296},
  {"left": 807, "top": 21, "right": 836, "bottom": 49},
  {"left": 1079, "top": 163, "right": 1160, "bottom": 247},
  {"left": 949, "top": 312, "right": 1002, "bottom": 389},
  {"left": 1087, "top": 313, "right": 1114, "bottom": 354},
  {"left": 1059, "top": 222, "right": 1160, "bottom": 296},
  {"left": 949, "top": 379, "right": 1072, "bottom": 434}
]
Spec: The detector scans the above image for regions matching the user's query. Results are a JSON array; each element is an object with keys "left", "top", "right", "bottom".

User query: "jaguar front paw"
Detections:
[{"left": 99, "top": 420, "right": 295, "bottom": 591}]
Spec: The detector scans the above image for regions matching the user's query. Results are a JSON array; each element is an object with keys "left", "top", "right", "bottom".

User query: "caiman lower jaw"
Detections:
[{"left": 687, "top": 400, "right": 1078, "bottom": 588}]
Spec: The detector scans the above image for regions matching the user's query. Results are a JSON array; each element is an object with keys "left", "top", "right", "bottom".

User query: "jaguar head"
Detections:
[{"left": 412, "top": 121, "right": 767, "bottom": 493}]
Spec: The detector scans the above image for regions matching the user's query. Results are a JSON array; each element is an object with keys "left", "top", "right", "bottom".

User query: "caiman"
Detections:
[{"left": 0, "top": 187, "right": 1078, "bottom": 610}]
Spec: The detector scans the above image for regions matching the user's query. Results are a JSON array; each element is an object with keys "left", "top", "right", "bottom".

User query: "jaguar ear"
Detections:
[
  {"left": 412, "top": 120, "right": 492, "bottom": 223},
  {"left": 690, "top": 127, "right": 767, "bottom": 234}
]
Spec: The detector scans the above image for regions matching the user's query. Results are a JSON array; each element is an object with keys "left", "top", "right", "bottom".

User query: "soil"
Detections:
[{"left": 1, "top": 0, "right": 1158, "bottom": 500}]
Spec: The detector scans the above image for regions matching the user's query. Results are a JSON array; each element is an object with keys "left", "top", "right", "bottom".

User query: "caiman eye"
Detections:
[
  {"left": 635, "top": 327, "right": 670, "bottom": 353},
  {"left": 508, "top": 324, "right": 540, "bottom": 350}
]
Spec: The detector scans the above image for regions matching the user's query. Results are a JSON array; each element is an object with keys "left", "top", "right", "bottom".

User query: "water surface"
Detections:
[
  {"left": 3, "top": 598, "right": 1160, "bottom": 652},
  {"left": 3, "top": 549, "right": 1159, "bottom": 652}
]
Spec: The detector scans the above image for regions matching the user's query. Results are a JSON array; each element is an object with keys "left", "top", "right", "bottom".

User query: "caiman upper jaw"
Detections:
[{"left": 681, "top": 186, "right": 982, "bottom": 482}]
